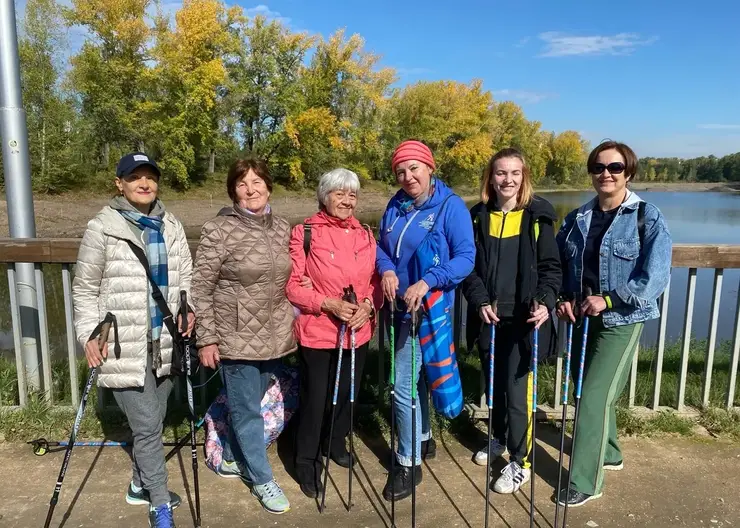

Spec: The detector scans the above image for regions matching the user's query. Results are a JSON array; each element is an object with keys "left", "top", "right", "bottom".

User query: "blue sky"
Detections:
[
  {"left": 22, "top": 0, "right": 739, "bottom": 158},
  {"left": 239, "top": 0, "right": 740, "bottom": 159}
]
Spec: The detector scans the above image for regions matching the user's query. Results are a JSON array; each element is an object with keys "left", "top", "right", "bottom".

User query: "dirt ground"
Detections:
[
  {"left": 0, "top": 182, "right": 736, "bottom": 239},
  {"left": 1, "top": 425, "right": 738, "bottom": 528}
]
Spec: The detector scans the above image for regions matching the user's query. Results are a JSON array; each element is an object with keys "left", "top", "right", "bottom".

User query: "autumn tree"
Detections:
[
  {"left": 147, "top": 0, "right": 241, "bottom": 186},
  {"left": 491, "top": 101, "right": 551, "bottom": 183},
  {"left": 548, "top": 130, "right": 589, "bottom": 185},
  {"left": 383, "top": 79, "right": 496, "bottom": 185},
  {"left": 19, "top": 0, "right": 79, "bottom": 192},
  {"left": 66, "top": 0, "right": 154, "bottom": 167}
]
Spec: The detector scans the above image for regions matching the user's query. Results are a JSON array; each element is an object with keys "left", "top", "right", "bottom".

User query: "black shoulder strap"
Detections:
[
  {"left": 124, "top": 240, "right": 177, "bottom": 337},
  {"left": 637, "top": 201, "right": 646, "bottom": 248},
  {"left": 303, "top": 223, "right": 311, "bottom": 256}
]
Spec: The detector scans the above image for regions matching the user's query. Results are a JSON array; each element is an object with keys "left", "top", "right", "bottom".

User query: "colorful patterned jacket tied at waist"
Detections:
[{"left": 409, "top": 195, "right": 464, "bottom": 419}]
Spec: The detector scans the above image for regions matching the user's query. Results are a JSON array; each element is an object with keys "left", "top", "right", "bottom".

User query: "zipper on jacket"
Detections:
[
  {"left": 262, "top": 221, "right": 277, "bottom": 354},
  {"left": 394, "top": 209, "right": 421, "bottom": 260},
  {"left": 490, "top": 211, "right": 508, "bottom": 299}
]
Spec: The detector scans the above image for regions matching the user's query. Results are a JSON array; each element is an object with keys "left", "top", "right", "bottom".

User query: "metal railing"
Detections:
[{"left": 1, "top": 239, "right": 740, "bottom": 420}]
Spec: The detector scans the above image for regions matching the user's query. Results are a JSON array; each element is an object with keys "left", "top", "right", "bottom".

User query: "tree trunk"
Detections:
[
  {"left": 102, "top": 142, "right": 110, "bottom": 166},
  {"left": 138, "top": 141, "right": 145, "bottom": 152},
  {"left": 208, "top": 149, "right": 215, "bottom": 174}
]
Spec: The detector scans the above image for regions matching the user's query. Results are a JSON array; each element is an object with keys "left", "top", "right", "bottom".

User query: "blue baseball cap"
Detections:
[{"left": 116, "top": 152, "right": 161, "bottom": 179}]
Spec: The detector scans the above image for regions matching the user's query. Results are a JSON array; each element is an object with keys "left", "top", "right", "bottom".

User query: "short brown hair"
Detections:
[
  {"left": 226, "top": 158, "right": 273, "bottom": 202},
  {"left": 480, "top": 148, "right": 534, "bottom": 209},
  {"left": 587, "top": 140, "right": 639, "bottom": 180}
]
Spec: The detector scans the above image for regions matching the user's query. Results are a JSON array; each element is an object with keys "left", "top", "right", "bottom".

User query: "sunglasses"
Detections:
[{"left": 589, "top": 162, "right": 625, "bottom": 175}]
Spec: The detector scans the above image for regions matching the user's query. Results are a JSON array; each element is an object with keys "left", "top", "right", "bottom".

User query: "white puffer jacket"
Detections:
[{"left": 72, "top": 206, "right": 193, "bottom": 389}]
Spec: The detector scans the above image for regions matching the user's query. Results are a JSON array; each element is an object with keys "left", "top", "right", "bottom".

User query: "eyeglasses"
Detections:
[{"left": 589, "top": 162, "right": 625, "bottom": 175}]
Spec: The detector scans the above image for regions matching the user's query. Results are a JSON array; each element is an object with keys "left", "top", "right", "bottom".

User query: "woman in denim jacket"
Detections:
[{"left": 555, "top": 140, "right": 672, "bottom": 508}]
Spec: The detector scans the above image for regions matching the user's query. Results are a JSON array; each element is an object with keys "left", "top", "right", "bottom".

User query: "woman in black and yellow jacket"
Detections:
[{"left": 462, "top": 147, "right": 562, "bottom": 494}]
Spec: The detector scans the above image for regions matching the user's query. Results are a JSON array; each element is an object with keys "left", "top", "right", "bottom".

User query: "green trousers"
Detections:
[{"left": 569, "top": 315, "right": 643, "bottom": 496}]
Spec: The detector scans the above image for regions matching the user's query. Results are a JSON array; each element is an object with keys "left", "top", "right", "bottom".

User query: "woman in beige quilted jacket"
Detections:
[
  {"left": 191, "top": 158, "right": 297, "bottom": 515},
  {"left": 72, "top": 152, "right": 193, "bottom": 528}
]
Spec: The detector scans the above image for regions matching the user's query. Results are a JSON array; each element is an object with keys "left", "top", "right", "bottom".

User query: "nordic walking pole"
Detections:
[
  {"left": 411, "top": 308, "right": 419, "bottom": 528},
  {"left": 530, "top": 300, "right": 540, "bottom": 528},
  {"left": 180, "top": 291, "right": 201, "bottom": 527},
  {"left": 44, "top": 313, "right": 116, "bottom": 528},
  {"left": 320, "top": 323, "right": 346, "bottom": 512},
  {"left": 28, "top": 437, "right": 204, "bottom": 456},
  {"left": 553, "top": 319, "right": 574, "bottom": 528},
  {"left": 349, "top": 325, "right": 356, "bottom": 512},
  {"left": 389, "top": 298, "right": 397, "bottom": 528},
  {"left": 484, "top": 300, "right": 497, "bottom": 528},
  {"left": 562, "top": 288, "right": 591, "bottom": 528}
]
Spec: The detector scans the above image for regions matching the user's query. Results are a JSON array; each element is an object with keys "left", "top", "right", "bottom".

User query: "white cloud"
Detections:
[
  {"left": 515, "top": 37, "right": 530, "bottom": 48},
  {"left": 538, "top": 32, "right": 658, "bottom": 57},
  {"left": 244, "top": 4, "right": 291, "bottom": 25},
  {"left": 493, "top": 89, "right": 557, "bottom": 104},
  {"left": 697, "top": 124, "right": 740, "bottom": 130}
]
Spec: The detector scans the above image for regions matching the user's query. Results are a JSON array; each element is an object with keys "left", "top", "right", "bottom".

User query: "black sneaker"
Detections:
[
  {"left": 556, "top": 487, "right": 603, "bottom": 507},
  {"left": 127, "top": 482, "right": 181, "bottom": 509},
  {"left": 296, "top": 464, "right": 324, "bottom": 499},
  {"left": 330, "top": 446, "right": 355, "bottom": 469},
  {"left": 421, "top": 438, "right": 436, "bottom": 460},
  {"left": 382, "top": 465, "right": 422, "bottom": 502}
]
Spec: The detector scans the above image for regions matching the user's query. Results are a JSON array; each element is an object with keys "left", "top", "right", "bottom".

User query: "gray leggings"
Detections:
[{"left": 112, "top": 352, "right": 173, "bottom": 507}]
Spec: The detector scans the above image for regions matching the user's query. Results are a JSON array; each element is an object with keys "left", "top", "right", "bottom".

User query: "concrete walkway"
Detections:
[{"left": 1, "top": 426, "right": 738, "bottom": 527}]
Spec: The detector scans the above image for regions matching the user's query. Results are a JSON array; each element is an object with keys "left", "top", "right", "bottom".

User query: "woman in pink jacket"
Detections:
[{"left": 286, "top": 168, "right": 382, "bottom": 498}]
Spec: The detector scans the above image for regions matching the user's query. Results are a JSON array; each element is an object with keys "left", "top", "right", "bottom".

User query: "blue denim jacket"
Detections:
[{"left": 556, "top": 190, "right": 672, "bottom": 327}]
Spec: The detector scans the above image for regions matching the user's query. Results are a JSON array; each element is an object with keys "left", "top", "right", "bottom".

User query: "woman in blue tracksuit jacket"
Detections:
[{"left": 376, "top": 139, "right": 475, "bottom": 501}]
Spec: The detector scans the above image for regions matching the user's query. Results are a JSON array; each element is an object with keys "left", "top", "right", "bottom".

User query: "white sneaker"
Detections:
[
  {"left": 473, "top": 438, "right": 508, "bottom": 466},
  {"left": 493, "top": 461, "right": 530, "bottom": 494}
]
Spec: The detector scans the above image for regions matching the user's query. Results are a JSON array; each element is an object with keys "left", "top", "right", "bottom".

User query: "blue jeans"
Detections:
[
  {"left": 392, "top": 321, "right": 431, "bottom": 467},
  {"left": 220, "top": 358, "right": 279, "bottom": 486}
]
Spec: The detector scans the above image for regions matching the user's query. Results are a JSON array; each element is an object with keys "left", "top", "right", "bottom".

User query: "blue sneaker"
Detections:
[
  {"left": 126, "top": 481, "right": 181, "bottom": 509},
  {"left": 148, "top": 502, "right": 175, "bottom": 528}
]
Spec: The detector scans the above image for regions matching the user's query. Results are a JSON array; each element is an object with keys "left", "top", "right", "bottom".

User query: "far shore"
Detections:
[{"left": 0, "top": 181, "right": 737, "bottom": 238}]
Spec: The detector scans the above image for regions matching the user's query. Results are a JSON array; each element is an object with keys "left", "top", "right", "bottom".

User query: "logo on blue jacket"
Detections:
[{"left": 419, "top": 213, "right": 435, "bottom": 231}]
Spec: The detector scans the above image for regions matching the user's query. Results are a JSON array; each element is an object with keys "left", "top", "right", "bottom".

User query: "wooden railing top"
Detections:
[{"left": 1, "top": 238, "right": 740, "bottom": 268}]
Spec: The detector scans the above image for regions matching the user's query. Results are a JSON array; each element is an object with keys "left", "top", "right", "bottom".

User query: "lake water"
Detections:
[{"left": 0, "top": 190, "right": 738, "bottom": 359}]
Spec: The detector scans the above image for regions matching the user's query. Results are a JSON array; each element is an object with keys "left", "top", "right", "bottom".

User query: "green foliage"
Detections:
[{"left": 10, "top": 0, "right": 737, "bottom": 194}]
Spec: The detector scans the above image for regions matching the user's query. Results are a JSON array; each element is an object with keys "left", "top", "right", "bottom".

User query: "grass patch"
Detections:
[{"left": 1, "top": 339, "right": 739, "bottom": 444}]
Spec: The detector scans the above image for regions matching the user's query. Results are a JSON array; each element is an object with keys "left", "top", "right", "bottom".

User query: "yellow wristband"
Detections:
[{"left": 603, "top": 294, "right": 613, "bottom": 310}]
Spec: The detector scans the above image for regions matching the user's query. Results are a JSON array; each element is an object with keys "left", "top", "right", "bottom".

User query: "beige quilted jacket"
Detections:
[
  {"left": 191, "top": 206, "right": 297, "bottom": 360},
  {"left": 72, "top": 206, "right": 192, "bottom": 388}
]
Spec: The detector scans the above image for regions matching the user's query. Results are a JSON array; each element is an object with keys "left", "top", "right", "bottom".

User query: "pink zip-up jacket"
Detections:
[{"left": 286, "top": 211, "right": 382, "bottom": 350}]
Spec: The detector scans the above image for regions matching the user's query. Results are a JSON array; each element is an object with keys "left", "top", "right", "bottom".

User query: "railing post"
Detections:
[
  {"left": 727, "top": 275, "right": 740, "bottom": 410},
  {"left": 7, "top": 266, "right": 27, "bottom": 406},
  {"left": 677, "top": 268, "right": 697, "bottom": 413},
  {"left": 652, "top": 280, "right": 671, "bottom": 410},
  {"left": 702, "top": 269, "right": 723, "bottom": 408},
  {"left": 62, "top": 264, "right": 80, "bottom": 408},
  {"left": 34, "top": 264, "right": 53, "bottom": 402}
]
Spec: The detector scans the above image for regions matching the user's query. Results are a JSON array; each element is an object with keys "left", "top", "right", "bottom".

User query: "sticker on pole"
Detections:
[{"left": 8, "top": 139, "right": 20, "bottom": 154}]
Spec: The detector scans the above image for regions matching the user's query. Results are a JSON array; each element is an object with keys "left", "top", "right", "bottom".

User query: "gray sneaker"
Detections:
[
  {"left": 216, "top": 460, "right": 253, "bottom": 485},
  {"left": 251, "top": 480, "right": 290, "bottom": 515}
]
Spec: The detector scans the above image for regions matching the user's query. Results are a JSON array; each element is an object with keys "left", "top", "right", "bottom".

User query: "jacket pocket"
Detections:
[
  {"left": 612, "top": 238, "right": 640, "bottom": 286},
  {"left": 613, "top": 238, "right": 640, "bottom": 260}
]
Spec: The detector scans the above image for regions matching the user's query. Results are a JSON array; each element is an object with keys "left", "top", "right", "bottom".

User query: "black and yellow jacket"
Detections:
[{"left": 462, "top": 195, "right": 562, "bottom": 360}]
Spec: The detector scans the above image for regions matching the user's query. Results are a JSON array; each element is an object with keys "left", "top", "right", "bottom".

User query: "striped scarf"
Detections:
[{"left": 119, "top": 210, "right": 168, "bottom": 342}]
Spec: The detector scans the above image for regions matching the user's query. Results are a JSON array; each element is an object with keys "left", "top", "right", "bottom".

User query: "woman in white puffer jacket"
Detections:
[{"left": 72, "top": 152, "right": 193, "bottom": 528}]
